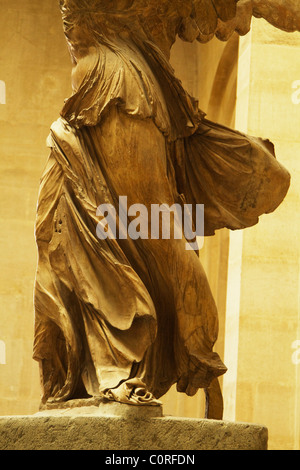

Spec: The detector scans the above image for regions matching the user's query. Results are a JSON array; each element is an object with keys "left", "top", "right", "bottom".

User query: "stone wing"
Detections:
[
  {"left": 252, "top": 0, "right": 300, "bottom": 33},
  {"left": 58, "top": 1, "right": 300, "bottom": 54},
  {"left": 180, "top": 0, "right": 300, "bottom": 44}
]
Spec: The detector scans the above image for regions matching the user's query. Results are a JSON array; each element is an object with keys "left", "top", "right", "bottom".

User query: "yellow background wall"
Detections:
[
  {"left": 228, "top": 20, "right": 300, "bottom": 450},
  {"left": 0, "top": 1, "right": 71, "bottom": 415}
]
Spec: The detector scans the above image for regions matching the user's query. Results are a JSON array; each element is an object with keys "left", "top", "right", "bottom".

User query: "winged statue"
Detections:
[{"left": 33, "top": 0, "right": 294, "bottom": 416}]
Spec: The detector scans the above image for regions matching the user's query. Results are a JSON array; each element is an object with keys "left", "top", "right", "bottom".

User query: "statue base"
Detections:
[{"left": 0, "top": 400, "right": 268, "bottom": 450}]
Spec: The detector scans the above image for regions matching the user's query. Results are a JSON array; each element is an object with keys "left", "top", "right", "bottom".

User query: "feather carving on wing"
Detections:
[
  {"left": 180, "top": 0, "right": 300, "bottom": 44},
  {"left": 59, "top": 0, "right": 241, "bottom": 56},
  {"left": 59, "top": 0, "right": 300, "bottom": 63}
]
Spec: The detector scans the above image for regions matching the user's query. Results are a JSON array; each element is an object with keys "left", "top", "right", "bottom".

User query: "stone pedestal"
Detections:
[{"left": 0, "top": 401, "right": 268, "bottom": 450}]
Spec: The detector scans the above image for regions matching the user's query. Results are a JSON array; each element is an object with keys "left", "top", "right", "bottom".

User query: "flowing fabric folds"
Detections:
[{"left": 33, "top": 37, "right": 290, "bottom": 404}]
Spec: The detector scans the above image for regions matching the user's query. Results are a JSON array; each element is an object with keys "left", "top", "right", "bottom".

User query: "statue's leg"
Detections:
[
  {"left": 205, "top": 378, "right": 224, "bottom": 420},
  {"left": 88, "top": 107, "right": 227, "bottom": 401}
]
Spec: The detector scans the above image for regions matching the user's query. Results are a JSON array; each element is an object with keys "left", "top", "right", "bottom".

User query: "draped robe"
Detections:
[{"left": 33, "top": 36, "right": 290, "bottom": 404}]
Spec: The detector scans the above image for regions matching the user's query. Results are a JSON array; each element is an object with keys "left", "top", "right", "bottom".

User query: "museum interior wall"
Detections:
[
  {"left": 0, "top": 1, "right": 299, "bottom": 450},
  {"left": 226, "top": 19, "right": 300, "bottom": 451},
  {"left": 0, "top": 1, "right": 72, "bottom": 416}
]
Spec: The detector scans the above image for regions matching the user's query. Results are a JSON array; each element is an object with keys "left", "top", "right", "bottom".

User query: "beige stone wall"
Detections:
[
  {"left": 223, "top": 19, "right": 300, "bottom": 450},
  {"left": 0, "top": 1, "right": 71, "bottom": 415}
]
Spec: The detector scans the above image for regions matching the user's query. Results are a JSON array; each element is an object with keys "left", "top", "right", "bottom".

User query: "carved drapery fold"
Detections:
[{"left": 33, "top": 1, "right": 291, "bottom": 411}]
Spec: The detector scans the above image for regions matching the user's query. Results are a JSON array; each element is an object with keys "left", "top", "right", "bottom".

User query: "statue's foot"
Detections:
[{"left": 101, "top": 378, "right": 162, "bottom": 406}]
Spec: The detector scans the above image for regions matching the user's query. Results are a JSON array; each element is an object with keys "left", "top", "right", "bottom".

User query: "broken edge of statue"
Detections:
[{"left": 33, "top": 1, "right": 292, "bottom": 417}]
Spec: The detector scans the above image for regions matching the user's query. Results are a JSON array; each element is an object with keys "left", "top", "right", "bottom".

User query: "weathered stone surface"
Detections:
[
  {"left": 0, "top": 412, "right": 268, "bottom": 450},
  {"left": 38, "top": 398, "right": 164, "bottom": 419}
]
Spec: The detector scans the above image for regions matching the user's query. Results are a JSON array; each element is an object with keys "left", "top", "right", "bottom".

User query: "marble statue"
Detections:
[{"left": 33, "top": 0, "right": 293, "bottom": 416}]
